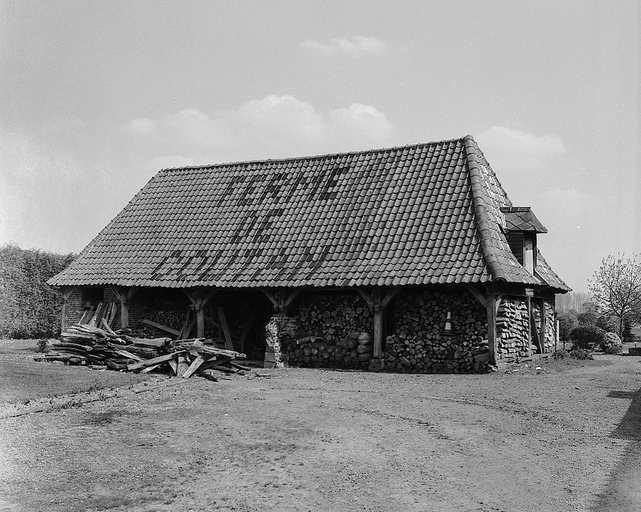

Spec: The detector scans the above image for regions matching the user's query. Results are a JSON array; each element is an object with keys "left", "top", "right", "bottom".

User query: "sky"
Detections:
[{"left": 0, "top": 0, "right": 639, "bottom": 293}]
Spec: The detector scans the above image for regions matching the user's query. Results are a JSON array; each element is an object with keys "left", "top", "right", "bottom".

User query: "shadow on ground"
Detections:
[{"left": 591, "top": 387, "right": 641, "bottom": 511}]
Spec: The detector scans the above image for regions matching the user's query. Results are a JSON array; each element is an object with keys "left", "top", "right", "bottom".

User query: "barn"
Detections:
[{"left": 48, "top": 135, "right": 570, "bottom": 373}]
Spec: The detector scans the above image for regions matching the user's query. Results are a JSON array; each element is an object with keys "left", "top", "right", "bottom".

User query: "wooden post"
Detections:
[
  {"left": 196, "top": 305, "right": 205, "bottom": 338},
  {"left": 217, "top": 306, "right": 234, "bottom": 350},
  {"left": 539, "top": 298, "right": 547, "bottom": 354},
  {"left": 526, "top": 296, "right": 532, "bottom": 357},
  {"left": 184, "top": 289, "right": 216, "bottom": 338},
  {"left": 372, "top": 289, "right": 383, "bottom": 358},
  {"left": 357, "top": 287, "right": 399, "bottom": 361},
  {"left": 262, "top": 289, "right": 302, "bottom": 315},
  {"left": 486, "top": 286, "right": 497, "bottom": 365},
  {"left": 112, "top": 287, "right": 138, "bottom": 329}
]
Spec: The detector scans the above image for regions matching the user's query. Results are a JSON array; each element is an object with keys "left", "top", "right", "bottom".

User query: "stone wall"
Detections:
[{"left": 383, "top": 290, "right": 490, "bottom": 374}]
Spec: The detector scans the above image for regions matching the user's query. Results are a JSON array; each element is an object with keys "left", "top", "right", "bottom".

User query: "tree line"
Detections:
[
  {"left": 558, "top": 253, "right": 641, "bottom": 343},
  {"left": 0, "top": 244, "right": 75, "bottom": 339}
]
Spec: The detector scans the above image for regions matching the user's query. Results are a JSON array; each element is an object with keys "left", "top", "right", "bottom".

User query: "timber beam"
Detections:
[
  {"left": 112, "top": 286, "right": 139, "bottom": 328},
  {"left": 357, "top": 287, "right": 400, "bottom": 359},
  {"left": 183, "top": 288, "right": 217, "bottom": 338},
  {"left": 262, "top": 289, "right": 302, "bottom": 314}
]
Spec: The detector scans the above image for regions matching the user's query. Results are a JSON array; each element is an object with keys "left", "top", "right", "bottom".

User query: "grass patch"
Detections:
[{"left": 0, "top": 338, "right": 150, "bottom": 405}]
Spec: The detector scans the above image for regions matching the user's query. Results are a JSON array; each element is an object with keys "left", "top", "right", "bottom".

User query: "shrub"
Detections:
[
  {"left": 602, "top": 332, "right": 623, "bottom": 354},
  {"left": 569, "top": 348, "right": 594, "bottom": 360},
  {"left": 570, "top": 325, "right": 606, "bottom": 350},
  {"left": 552, "top": 348, "right": 593, "bottom": 360},
  {"left": 557, "top": 311, "right": 578, "bottom": 341},
  {"left": 0, "top": 244, "right": 75, "bottom": 338}
]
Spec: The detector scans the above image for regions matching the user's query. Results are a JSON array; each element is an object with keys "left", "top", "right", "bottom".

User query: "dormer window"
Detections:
[{"left": 500, "top": 207, "right": 547, "bottom": 275}]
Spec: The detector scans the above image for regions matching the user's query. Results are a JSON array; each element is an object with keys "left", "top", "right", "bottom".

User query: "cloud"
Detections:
[
  {"left": 122, "top": 118, "right": 156, "bottom": 136},
  {"left": 475, "top": 126, "right": 566, "bottom": 173},
  {"left": 123, "top": 95, "right": 395, "bottom": 163},
  {"left": 300, "top": 36, "right": 387, "bottom": 57}
]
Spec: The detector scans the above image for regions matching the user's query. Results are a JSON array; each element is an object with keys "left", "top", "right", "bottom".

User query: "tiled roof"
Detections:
[
  {"left": 49, "top": 135, "right": 567, "bottom": 290},
  {"left": 501, "top": 207, "right": 548, "bottom": 233},
  {"left": 535, "top": 250, "right": 572, "bottom": 292}
]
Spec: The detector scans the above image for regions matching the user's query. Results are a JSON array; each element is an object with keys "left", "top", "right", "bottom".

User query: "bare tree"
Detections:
[{"left": 588, "top": 253, "right": 641, "bottom": 338}]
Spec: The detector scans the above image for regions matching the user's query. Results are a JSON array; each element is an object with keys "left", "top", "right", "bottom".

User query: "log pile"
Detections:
[
  {"left": 283, "top": 294, "right": 373, "bottom": 369},
  {"left": 295, "top": 294, "right": 370, "bottom": 344},
  {"left": 34, "top": 324, "right": 247, "bottom": 381},
  {"left": 541, "top": 301, "right": 556, "bottom": 351},
  {"left": 286, "top": 331, "right": 372, "bottom": 369},
  {"left": 383, "top": 291, "right": 489, "bottom": 374},
  {"left": 496, "top": 298, "right": 530, "bottom": 359}
]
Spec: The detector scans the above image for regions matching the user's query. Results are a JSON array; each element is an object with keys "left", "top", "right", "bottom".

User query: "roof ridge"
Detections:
[
  {"left": 464, "top": 136, "right": 508, "bottom": 282},
  {"left": 158, "top": 136, "right": 468, "bottom": 172}
]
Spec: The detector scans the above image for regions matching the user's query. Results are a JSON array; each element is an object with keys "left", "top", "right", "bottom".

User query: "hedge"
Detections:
[{"left": 0, "top": 244, "right": 75, "bottom": 338}]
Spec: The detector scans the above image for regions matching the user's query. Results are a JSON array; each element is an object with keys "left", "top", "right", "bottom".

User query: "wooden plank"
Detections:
[
  {"left": 180, "top": 318, "right": 196, "bottom": 340},
  {"left": 127, "top": 351, "right": 185, "bottom": 371},
  {"left": 182, "top": 355, "right": 206, "bottom": 378},
  {"left": 238, "top": 314, "right": 255, "bottom": 353},
  {"left": 486, "top": 287, "right": 497, "bottom": 364},
  {"left": 178, "top": 309, "right": 193, "bottom": 339},
  {"left": 78, "top": 309, "right": 92, "bottom": 325},
  {"left": 101, "top": 318, "right": 118, "bottom": 337},
  {"left": 176, "top": 354, "right": 189, "bottom": 377},
  {"left": 140, "top": 362, "right": 164, "bottom": 374},
  {"left": 113, "top": 349, "right": 144, "bottom": 362},
  {"left": 217, "top": 307, "right": 234, "bottom": 351},
  {"left": 168, "top": 358, "right": 178, "bottom": 375},
  {"left": 130, "top": 337, "right": 171, "bottom": 348},
  {"left": 204, "top": 315, "right": 222, "bottom": 330},
  {"left": 141, "top": 319, "right": 181, "bottom": 337}
]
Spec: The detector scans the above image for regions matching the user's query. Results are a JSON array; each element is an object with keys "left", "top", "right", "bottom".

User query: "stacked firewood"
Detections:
[
  {"left": 496, "top": 298, "right": 530, "bottom": 359},
  {"left": 286, "top": 331, "right": 372, "bottom": 369},
  {"left": 384, "top": 291, "right": 489, "bottom": 374},
  {"left": 284, "top": 294, "right": 373, "bottom": 369},
  {"left": 34, "top": 324, "right": 247, "bottom": 381},
  {"left": 295, "top": 294, "right": 371, "bottom": 344}
]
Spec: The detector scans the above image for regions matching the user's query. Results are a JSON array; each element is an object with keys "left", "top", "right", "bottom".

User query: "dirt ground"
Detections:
[{"left": 2, "top": 340, "right": 641, "bottom": 512}]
